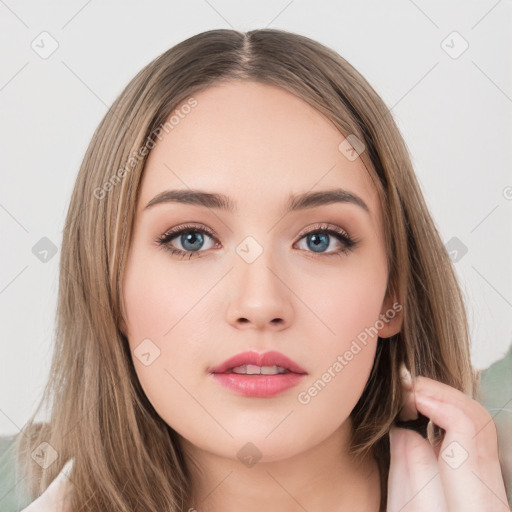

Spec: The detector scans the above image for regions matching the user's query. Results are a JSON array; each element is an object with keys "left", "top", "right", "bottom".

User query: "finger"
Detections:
[
  {"left": 397, "top": 363, "right": 418, "bottom": 421},
  {"left": 396, "top": 364, "right": 431, "bottom": 439},
  {"left": 411, "top": 374, "right": 501, "bottom": 459},
  {"left": 387, "top": 426, "right": 447, "bottom": 512},
  {"left": 414, "top": 392, "right": 509, "bottom": 512},
  {"left": 414, "top": 376, "right": 492, "bottom": 437}
]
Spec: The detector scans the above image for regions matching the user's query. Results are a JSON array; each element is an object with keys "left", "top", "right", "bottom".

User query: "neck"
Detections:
[{"left": 179, "top": 417, "right": 381, "bottom": 512}]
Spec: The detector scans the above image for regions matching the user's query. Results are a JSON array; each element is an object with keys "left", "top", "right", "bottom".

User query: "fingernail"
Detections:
[{"left": 399, "top": 362, "right": 412, "bottom": 389}]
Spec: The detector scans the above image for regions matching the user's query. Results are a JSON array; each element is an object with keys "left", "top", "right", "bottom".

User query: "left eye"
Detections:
[
  {"left": 295, "top": 229, "right": 354, "bottom": 255},
  {"left": 156, "top": 223, "right": 358, "bottom": 259}
]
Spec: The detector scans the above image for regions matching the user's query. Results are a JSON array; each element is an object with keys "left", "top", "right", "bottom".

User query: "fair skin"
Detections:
[
  {"left": 121, "top": 80, "right": 395, "bottom": 512},
  {"left": 117, "top": 81, "right": 508, "bottom": 512}
]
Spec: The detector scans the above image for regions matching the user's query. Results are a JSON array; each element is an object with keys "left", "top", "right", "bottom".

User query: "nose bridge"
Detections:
[
  {"left": 226, "top": 233, "right": 293, "bottom": 328},
  {"left": 235, "top": 233, "right": 284, "bottom": 300}
]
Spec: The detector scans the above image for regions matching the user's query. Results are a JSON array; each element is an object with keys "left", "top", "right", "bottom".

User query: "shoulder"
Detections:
[{"left": 20, "top": 459, "right": 74, "bottom": 512}]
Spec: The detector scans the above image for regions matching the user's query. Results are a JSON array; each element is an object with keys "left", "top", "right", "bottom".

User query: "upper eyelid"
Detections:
[
  {"left": 159, "top": 223, "right": 217, "bottom": 241},
  {"left": 297, "top": 223, "right": 351, "bottom": 239}
]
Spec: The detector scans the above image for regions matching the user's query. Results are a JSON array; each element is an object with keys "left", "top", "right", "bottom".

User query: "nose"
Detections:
[{"left": 225, "top": 248, "right": 294, "bottom": 331}]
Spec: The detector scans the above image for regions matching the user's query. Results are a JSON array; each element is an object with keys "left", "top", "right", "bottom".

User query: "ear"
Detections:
[{"left": 377, "top": 292, "right": 403, "bottom": 338}]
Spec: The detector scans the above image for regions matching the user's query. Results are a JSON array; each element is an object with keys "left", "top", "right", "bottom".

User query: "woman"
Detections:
[{"left": 14, "top": 28, "right": 510, "bottom": 511}]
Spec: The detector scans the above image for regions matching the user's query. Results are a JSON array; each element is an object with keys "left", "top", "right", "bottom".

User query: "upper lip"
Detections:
[{"left": 209, "top": 350, "right": 308, "bottom": 374}]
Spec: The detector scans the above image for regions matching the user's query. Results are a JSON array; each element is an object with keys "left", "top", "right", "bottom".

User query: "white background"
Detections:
[{"left": 1, "top": 0, "right": 511, "bottom": 437}]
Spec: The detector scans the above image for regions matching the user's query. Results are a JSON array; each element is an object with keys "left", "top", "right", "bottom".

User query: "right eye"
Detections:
[{"left": 156, "top": 223, "right": 220, "bottom": 259}]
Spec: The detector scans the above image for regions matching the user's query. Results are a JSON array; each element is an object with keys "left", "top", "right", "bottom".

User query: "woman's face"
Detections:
[{"left": 121, "top": 80, "right": 400, "bottom": 462}]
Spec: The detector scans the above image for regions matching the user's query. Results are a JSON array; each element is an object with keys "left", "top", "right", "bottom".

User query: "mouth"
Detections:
[
  {"left": 208, "top": 350, "right": 307, "bottom": 397},
  {"left": 226, "top": 364, "right": 292, "bottom": 375}
]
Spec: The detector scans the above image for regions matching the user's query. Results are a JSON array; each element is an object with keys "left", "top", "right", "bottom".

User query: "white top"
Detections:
[{"left": 20, "top": 459, "right": 74, "bottom": 512}]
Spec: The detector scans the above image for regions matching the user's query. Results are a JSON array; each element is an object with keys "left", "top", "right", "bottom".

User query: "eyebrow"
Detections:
[{"left": 144, "top": 188, "right": 370, "bottom": 215}]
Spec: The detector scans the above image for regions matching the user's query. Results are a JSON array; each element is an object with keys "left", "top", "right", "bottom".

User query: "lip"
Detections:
[
  {"left": 208, "top": 350, "right": 308, "bottom": 398},
  {"left": 211, "top": 373, "right": 306, "bottom": 397},
  {"left": 208, "top": 350, "right": 308, "bottom": 375}
]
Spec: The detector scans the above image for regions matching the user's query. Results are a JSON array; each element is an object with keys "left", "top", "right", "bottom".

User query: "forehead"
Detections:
[{"left": 137, "top": 81, "right": 380, "bottom": 219}]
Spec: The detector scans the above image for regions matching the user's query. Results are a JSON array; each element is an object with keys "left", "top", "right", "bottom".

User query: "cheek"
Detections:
[
  {"left": 122, "top": 245, "right": 209, "bottom": 343},
  {"left": 121, "top": 247, "right": 216, "bottom": 420},
  {"left": 292, "top": 298, "right": 382, "bottom": 433},
  {"left": 292, "top": 254, "right": 387, "bottom": 408},
  {"left": 302, "top": 256, "right": 387, "bottom": 350}
]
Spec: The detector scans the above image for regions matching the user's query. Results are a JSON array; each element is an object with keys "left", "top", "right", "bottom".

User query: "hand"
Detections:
[
  {"left": 20, "top": 459, "right": 74, "bottom": 512},
  {"left": 386, "top": 364, "right": 510, "bottom": 512}
]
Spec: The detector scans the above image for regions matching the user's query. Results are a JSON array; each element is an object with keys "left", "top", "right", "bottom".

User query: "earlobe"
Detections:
[{"left": 378, "top": 316, "right": 401, "bottom": 338}]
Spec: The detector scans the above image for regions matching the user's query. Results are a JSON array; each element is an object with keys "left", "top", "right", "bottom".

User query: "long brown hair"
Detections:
[{"left": 14, "top": 28, "right": 476, "bottom": 511}]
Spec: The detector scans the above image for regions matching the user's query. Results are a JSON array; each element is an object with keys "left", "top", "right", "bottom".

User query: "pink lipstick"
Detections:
[{"left": 208, "top": 350, "right": 307, "bottom": 398}]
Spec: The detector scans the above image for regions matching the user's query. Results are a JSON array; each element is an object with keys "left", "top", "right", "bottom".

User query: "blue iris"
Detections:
[
  {"left": 307, "top": 233, "right": 329, "bottom": 252},
  {"left": 181, "top": 232, "right": 204, "bottom": 251}
]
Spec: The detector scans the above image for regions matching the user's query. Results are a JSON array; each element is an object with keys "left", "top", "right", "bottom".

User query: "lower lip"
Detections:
[{"left": 211, "top": 372, "right": 306, "bottom": 397}]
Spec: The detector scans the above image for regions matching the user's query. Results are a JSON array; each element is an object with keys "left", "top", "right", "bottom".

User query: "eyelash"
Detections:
[{"left": 155, "top": 222, "right": 359, "bottom": 260}]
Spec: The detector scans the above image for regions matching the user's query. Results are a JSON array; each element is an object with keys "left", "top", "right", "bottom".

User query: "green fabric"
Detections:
[
  {"left": 1, "top": 350, "right": 511, "bottom": 510},
  {"left": 477, "top": 344, "right": 512, "bottom": 508},
  {"left": 0, "top": 434, "right": 31, "bottom": 512}
]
